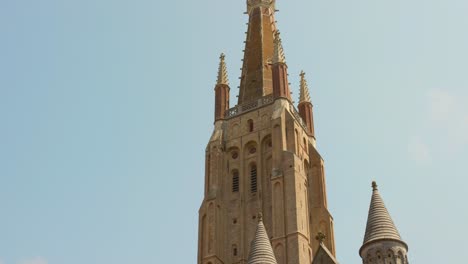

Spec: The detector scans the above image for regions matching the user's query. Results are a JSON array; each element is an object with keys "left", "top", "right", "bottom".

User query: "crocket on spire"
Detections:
[{"left": 273, "top": 31, "right": 286, "bottom": 64}]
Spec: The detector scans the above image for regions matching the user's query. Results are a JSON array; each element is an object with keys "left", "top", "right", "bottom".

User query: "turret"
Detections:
[
  {"left": 298, "top": 71, "right": 315, "bottom": 138},
  {"left": 214, "top": 53, "right": 230, "bottom": 121},
  {"left": 359, "top": 181, "right": 409, "bottom": 264},
  {"left": 272, "top": 31, "right": 292, "bottom": 101}
]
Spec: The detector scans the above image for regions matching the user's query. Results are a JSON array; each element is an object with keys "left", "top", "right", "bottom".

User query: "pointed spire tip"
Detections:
[
  {"left": 299, "top": 71, "right": 311, "bottom": 103},
  {"left": 272, "top": 30, "right": 286, "bottom": 64},
  {"left": 216, "top": 53, "right": 229, "bottom": 86},
  {"left": 372, "top": 181, "right": 378, "bottom": 191}
]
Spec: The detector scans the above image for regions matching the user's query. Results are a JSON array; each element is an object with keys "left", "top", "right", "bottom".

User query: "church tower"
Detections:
[
  {"left": 359, "top": 182, "right": 409, "bottom": 264},
  {"left": 197, "top": 1, "right": 336, "bottom": 264}
]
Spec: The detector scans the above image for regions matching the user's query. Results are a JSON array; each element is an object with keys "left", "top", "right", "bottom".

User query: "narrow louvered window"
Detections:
[
  {"left": 250, "top": 164, "right": 257, "bottom": 193},
  {"left": 232, "top": 171, "right": 239, "bottom": 192}
]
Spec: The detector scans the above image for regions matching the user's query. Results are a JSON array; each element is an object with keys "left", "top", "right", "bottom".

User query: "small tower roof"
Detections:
[
  {"left": 362, "top": 181, "right": 402, "bottom": 245},
  {"left": 217, "top": 53, "right": 229, "bottom": 86},
  {"left": 299, "top": 71, "right": 311, "bottom": 104},
  {"left": 272, "top": 31, "right": 286, "bottom": 64},
  {"left": 247, "top": 214, "right": 278, "bottom": 264}
]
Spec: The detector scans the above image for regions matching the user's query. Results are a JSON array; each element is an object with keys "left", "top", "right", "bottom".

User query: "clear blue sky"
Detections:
[{"left": 1, "top": 0, "right": 467, "bottom": 263}]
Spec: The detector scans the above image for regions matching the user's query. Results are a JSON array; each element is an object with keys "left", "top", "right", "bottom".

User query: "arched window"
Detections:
[
  {"left": 250, "top": 164, "right": 257, "bottom": 193},
  {"left": 232, "top": 170, "right": 239, "bottom": 193},
  {"left": 232, "top": 245, "right": 238, "bottom": 256},
  {"left": 387, "top": 250, "right": 395, "bottom": 263},
  {"left": 397, "top": 251, "right": 404, "bottom": 264},
  {"left": 248, "top": 119, "right": 254, "bottom": 132}
]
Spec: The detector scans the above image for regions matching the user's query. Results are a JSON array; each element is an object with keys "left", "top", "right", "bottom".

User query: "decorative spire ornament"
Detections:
[
  {"left": 315, "top": 232, "right": 327, "bottom": 244},
  {"left": 272, "top": 31, "right": 286, "bottom": 64},
  {"left": 214, "top": 53, "right": 230, "bottom": 121},
  {"left": 217, "top": 53, "right": 229, "bottom": 86},
  {"left": 297, "top": 71, "right": 315, "bottom": 137},
  {"left": 299, "top": 71, "right": 311, "bottom": 103}
]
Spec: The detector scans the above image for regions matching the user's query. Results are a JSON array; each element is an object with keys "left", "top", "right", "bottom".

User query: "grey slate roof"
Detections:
[
  {"left": 247, "top": 215, "right": 278, "bottom": 264},
  {"left": 363, "top": 181, "right": 402, "bottom": 245}
]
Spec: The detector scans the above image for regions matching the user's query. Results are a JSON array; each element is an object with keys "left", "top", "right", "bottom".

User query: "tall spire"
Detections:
[
  {"left": 362, "top": 181, "right": 403, "bottom": 244},
  {"left": 247, "top": 214, "right": 278, "bottom": 264},
  {"left": 299, "top": 71, "right": 311, "bottom": 103},
  {"left": 238, "top": 0, "right": 277, "bottom": 104},
  {"left": 272, "top": 31, "right": 286, "bottom": 64},
  {"left": 217, "top": 53, "right": 229, "bottom": 85}
]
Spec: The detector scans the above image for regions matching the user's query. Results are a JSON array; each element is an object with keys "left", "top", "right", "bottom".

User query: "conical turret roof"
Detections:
[
  {"left": 363, "top": 181, "right": 402, "bottom": 245},
  {"left": 247, "top": 214, "right": 278, "bottom": 264}
]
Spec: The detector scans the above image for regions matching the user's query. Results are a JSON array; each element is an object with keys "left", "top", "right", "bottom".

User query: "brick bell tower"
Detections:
[{"left": 197, "top": 1, "right": 336, "bottom": 264}]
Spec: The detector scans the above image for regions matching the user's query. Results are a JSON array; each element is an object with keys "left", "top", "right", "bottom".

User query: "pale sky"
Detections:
[{"left": 1, "top": 0, "right": 467, "bottom": 263}]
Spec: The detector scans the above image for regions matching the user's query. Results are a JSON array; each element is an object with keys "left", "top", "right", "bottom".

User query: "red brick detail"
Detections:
[
  {"left": 298, "top": 102, "right": 315, "bottom": 138},
  {"left": 272, "top": 63, "right": 291, "bottom": 101},
  {"left": 215, "top": 84, "right": 230, "bottom": 121}
]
